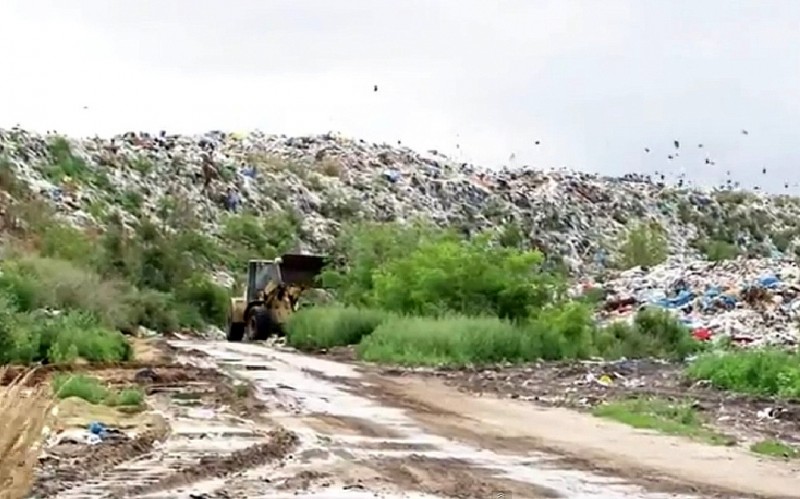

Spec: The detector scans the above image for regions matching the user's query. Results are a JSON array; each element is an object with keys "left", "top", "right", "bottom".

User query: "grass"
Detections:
[
  {"left": 53, "top": 374, "right": 144, "bottom": 408},
  {"left": 750, "top": 439, "right": 800, "bottom": 459},
  {"left": 592, "top": 397, "right": 735, "bottom": 446},
  {"left": 285, "top": 304, "right": 700, "bottom": 367},
  {"left": 286, "top": 306, "right": 390, "bottom": 351},
  {"left": 685, "top": 349, "right": 800, "bottom": 398},
  {"left": 0, "top": 368, "right": 54, "bottom": 499}
]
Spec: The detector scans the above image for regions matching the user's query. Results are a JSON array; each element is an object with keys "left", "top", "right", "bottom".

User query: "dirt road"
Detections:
[
  {"left": 150, "top": 339, "right": 799, "bottom": 499},
  {"left": 45, "top": 339, "right": 800, "bottom": 498}
]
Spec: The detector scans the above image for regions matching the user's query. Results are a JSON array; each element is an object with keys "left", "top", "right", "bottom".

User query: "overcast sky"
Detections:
[{"left": 2, "top": 0, "right": 800, "bottom": 191}]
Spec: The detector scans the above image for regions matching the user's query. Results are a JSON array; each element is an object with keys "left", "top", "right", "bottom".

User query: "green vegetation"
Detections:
[
  {"left": 616, "top": 221, "right": 668, "bottom": 269},
  {"left": 685, "top": 349, "right": 800, "bottom": 398},
  {"left": 592, "top": 397, "right": 734, "bottom": 445},
  {"left": 286, "top": 220, "right": 703, "bottom": 366},
  {"left": 53, "top": 374, "right": 144, "bottom": 408},
  {"left": 750, "top": 439, "right": 799, "bottom": 458}
]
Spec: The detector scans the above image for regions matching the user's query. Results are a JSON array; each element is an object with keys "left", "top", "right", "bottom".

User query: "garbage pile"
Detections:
[
  {"left": 3, "top": 128, "right": 800, "bottom": 271},
  {"left": 597, "top": 258, "right": 800, "bottom": 346}
]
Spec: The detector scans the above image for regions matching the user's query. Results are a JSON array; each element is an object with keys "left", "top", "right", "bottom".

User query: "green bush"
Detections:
[
  {"left": 321, "top": 220, "right": 456, "bottom": 306},
  {"left": 0, "top": 255, "right": 136, "bottom": 330},
  {"left": 370, "top": 235, "right": 562, "bottom": 321},
  {"left": 618, "top": 222, "right": 668, "bottom": 269},
  {"left": 286, "top": 306, "right": 390, "bottom": 350},
  {"left": 685, "top": 349, "right": 800, "bottom": 398},
  {"left": 595, "top": 308, "right": 702, "bottom": 361}
]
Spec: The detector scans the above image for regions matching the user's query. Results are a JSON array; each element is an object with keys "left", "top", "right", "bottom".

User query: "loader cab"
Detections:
[{"left": 246, "top": 259, "right": 280, "bottom": 302}]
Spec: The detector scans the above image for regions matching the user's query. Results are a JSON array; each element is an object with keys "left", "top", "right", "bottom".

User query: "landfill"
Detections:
[
  {"left": 595, "top": 257, "right": 800, "bottom": 346},
  {"left": 2, "top": 127, "right": 800, "bottom": 345}
]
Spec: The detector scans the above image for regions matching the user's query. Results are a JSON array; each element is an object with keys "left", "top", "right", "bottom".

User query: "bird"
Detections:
[
  {"left": 534, "top": 140, "right": 541, "bottom": 145},
  {"left": 762, "top": 167, "right": 767, "bottom": 174},
  {"left": 668, "top": 155, "right": 674, "bottom": 160},
  {"left": 742, "top": 129, "right": 749, "bottom": 135},
  {"left": 674, "top": 140, "right": 680, "bottom": 149},
  {"left": 704, "top": 158, "right": 712, "bottom": 165},
  {"left": 373, "top": 84, "right": 378, "bottom": 92},
  {"left": 644, "top": 148, "right": 650, "bottom": 153},
  {"left": 698, "top": 143, "right": 703, "bottom": 148}
]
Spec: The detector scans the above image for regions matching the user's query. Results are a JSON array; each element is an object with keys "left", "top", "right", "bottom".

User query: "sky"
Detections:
[{"left": 2, "top": 0, "right": 800, "bottom": 192}]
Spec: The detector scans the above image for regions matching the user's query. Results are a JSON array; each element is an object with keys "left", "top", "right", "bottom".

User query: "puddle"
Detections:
[{"left": 169, "top": 340, "right": 710, "bottom": 499}]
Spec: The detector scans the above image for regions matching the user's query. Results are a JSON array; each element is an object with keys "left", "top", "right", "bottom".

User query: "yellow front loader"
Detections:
[{"left": 226, "top": 253, "right": 328, "bottom": 341}]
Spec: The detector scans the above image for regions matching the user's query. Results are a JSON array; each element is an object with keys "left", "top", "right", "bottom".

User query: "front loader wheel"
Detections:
[
  {"left": 226, "top": 312, "right": 245, "bottom": 342},
  {"left": 247, "top": 308, "right": 279, "bottom": 341}
]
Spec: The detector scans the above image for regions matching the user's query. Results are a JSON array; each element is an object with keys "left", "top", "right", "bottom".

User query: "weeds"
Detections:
[
  {"left": 685, "top": 349, "right": 800, "bottom": 398},
  {"left": 593, "top": 397, "right": 734, "bottom": 445},
  {"left": 750, "top": 439, "right": 799, "bottom": 458},
  {"left": 286, "top": 306, "right": 390, "bottom": 351},
  {"left": 53, "top": 374, "right": 143, "bottom": 408}
]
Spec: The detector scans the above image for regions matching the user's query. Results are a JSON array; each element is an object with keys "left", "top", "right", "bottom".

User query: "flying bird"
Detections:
[
  {"left": 762, "top": 167, "right": 767, "bottom": 174},
  {"left": 674, "top": 140, "right": 680, "bottom": 149},
  {"left": 644, "top": 148, "right": 650, "bottom": 153},
  {"left": 698, "top": 143, "right": 703, "bottom": 148},
  {"left": 373, "top": 85, "right": 378, "bottom": 92},
  {"left": 534, "top": 140, "right": 541, "bottom": 145},
  {"left": 742, "top": 129, "right": 749, "bottom": 135},
  {"left": 668, "top": 155, "right": 674, "bottom": 160},
  {"left": 704, "top": 158, "right": 712, "bottom": 165}
]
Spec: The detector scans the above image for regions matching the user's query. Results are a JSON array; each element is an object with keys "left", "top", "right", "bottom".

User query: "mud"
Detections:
[
  {"left": 112, "top": 429, "right": 298, "bottom": 498},
  {"left": 33, "top": 427, "right": 169, "bottom": 497},
  {"left": 366, "top": 455, "right": 564, "bottom": 499}
]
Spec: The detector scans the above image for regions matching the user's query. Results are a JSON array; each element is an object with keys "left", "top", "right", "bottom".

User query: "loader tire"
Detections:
[
  {"left": 250, "top": 308, "right": 279, "bottom": 341},
  {"left": 226, "top": 312, "right": 245, "bottom": 342}
]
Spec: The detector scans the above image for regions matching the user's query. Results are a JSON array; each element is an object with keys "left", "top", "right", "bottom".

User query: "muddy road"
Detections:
[{"left": 45, "top": 339, "right": 800, "bottom": 499}]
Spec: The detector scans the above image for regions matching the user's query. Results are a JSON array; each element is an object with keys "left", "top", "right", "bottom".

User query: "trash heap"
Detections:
[
  {"left": 597, "top": 257, "right": 800, "bottom": 346},
  {"left": 3, "top": 128, "right": 800, "bottom": 271}
]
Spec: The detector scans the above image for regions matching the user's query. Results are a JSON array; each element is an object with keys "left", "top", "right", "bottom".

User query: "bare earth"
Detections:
[{"left": 31, "top": 339, "right": 800, "bottom": 499}]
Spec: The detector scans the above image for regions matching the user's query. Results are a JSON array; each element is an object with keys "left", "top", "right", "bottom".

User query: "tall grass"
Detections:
[
  {"left": 0, "top": 368, "right": 53, "bottom": 499},
  {"left": 289, "top": 304, "right": 701, "bottom": 366},
  {"left": 286, "top": 306, "right": 390, "bottom": 350}
]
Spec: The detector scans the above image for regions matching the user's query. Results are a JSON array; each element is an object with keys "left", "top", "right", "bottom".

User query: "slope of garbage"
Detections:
[
  {"left": 592, "top": 257, "right": 800, "bottom": 346},
  {"left": 3, "top": 127, "right": 800, "bottom": 275}
]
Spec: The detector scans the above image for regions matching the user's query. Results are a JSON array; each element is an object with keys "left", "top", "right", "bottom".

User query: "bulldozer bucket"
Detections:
[{"left": 278, "top": 253, "right": 328, "bottom": 287}]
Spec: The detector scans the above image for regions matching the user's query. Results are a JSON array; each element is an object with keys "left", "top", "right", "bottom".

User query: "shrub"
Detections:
[
  {"left": 0, "top": 255, "right": 136, "bottom": 331},
  {"left": 321, "top": 220, "right": 455, "bottom": 306},
  {"left": 369, "top": 234, "right": 563, "bottom": 321},
  {"left": 617, "top": 222, "right": 668, "bottom": 269},
  {"left": 685, "top": 349, "right": 800, "bottom": 398},
  {"left": 286, "top": 306, "right": 390, "bottom": 350},
  {"left": 595, "top": 308, "right": 702, "bottom": 361}
]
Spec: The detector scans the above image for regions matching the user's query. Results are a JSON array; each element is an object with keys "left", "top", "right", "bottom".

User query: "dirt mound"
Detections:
[{"left": 111, "top": 429, "right": 298, "bottom": 497}]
